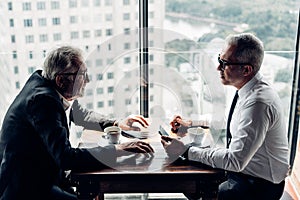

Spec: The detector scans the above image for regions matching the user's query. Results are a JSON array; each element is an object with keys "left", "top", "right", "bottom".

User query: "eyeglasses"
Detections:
[
  {"left": 218, "top": 54, "right": 252, "bottom": 70},
  {"left": 56, "top": 71, "right": 89, "bottom": 80}
]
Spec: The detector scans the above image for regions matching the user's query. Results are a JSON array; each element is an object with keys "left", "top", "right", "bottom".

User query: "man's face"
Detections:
[
  {"left": 57, "top": 63, "right": 89, "bottom": 100},
  {"left": 217, "top": 45, "right": 245, "bottom": 89}
]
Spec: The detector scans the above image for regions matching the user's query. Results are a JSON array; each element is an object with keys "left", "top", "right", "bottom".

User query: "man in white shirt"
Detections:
[{"left": 161, "top": 33, "right": 289, "bottom": 200}]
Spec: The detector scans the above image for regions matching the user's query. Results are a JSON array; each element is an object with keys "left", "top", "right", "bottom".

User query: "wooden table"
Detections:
[{"left": 70, "top": 129, "right": 225, "bottom": 200}]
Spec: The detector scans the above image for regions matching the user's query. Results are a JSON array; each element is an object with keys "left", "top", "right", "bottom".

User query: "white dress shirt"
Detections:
[{"left": 188, "top": 73, "right": 289, "bottom": 183}]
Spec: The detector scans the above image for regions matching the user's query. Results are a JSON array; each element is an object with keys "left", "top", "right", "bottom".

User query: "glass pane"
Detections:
[{"left": 147, "top": 0, "right": 299, "bottom": 147}]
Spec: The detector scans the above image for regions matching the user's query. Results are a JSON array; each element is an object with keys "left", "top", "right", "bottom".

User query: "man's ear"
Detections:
[
  {"left": 55, "top": 75, "right": 64, "bottom": 88},
  {"left": 243, "top": 65, "right": 254, "bottom": 76}
]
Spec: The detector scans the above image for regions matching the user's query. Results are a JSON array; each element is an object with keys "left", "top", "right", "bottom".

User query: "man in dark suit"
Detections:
[{"left": 0, "top": 46, "right": 153, "bottom": 200}]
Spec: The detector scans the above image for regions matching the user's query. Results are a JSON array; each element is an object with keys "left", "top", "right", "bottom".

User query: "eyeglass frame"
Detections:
[
  {"left": 55, "top": 70, "right": 89, "bottom": 80},
  {"left": 218, "top": 54, "right": 253, "bottom": 70}
]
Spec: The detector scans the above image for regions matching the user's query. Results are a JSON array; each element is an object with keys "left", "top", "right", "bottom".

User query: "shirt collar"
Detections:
[
  {"left": 56, "top": 90, "right": 71, "bottom": 111},
  {"left": 238, "top": 72, "right": 263, "bottom": 98}
]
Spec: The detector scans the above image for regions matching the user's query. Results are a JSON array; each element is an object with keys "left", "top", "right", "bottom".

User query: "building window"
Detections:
[
  {"left": 123, "top": 13, "right": 130, "bottom": 20},
  {"left": 14, "top": 66, "right": 18, "bottom": 74},
  {"left": 69, "top": 0, "right": 77, "bottom": 8},
  {"left": 37, "top": 2, "right": 46, "bottom": 10},
  {"left": 9, "top": 19, "right": 14, "bottom": 27},
  {"left": 29, "top": 51, "right": 33, "bottom": 59},
  {"left": 105, "top": 14, "right": 112, "bottom": 21},
  {"left": 53, "top": 33, "right": 61, "bottom": 41},
  {"left": 107, "top": 72, "right": 114, "bottom": 79},
  {"left": 107, "top": 86, "right": 114, "bottom": 93},
  {"left": 125, "top": 99, "right": 131, "bottom": 105},
  {"left": 95, "top": 59, "right": 103, "bottom": 67},
  {"left": 97, "top": 101, "right": 104, "bottom": 108},
  {"left": 124, "top": 28, "right": 130, "bottom": 35},
  {"left": 86, "top": 103, "right": 93, "bottom": 109},
  {"left": 86, "top": 89, "right": 93, "bottom": 96},
  {"left": 39, "top": 34, "right": 48, "bottom": 42},
  {"left": 70, "top": 16, "right": 78, "bottom": 24},
  {"left": 96, "top": 88, "right": 103, "bottom": 94},
  {"left": 70, "top": 31, "right": 79, "bottom": 39},
  {"left": 28, "top": 66, "right": 35, "bottom": 74},
  {"left": 108, "top": 100, "right": 114, "bottom": 107},
  {"left": 15, "top": 81, "right": 20, "bottom": 89},
  {"left": 124, "top": 42, "right": 130, "bottom": 50},
  {"left": 52, "top": 17, "right": 61, "bottom": 25},
  {"left": 24, "top": 19, "right": 33, "bottom": 27},
  {"left": 104, "top": 0, "right": 112, "bottom": 6},
  {"left": 22, "top": 2, "right": 31, "bottom": 11},
  {"left": 94, "top": 0, "right": 101, "bottom": 6},
  {"left": 11, "top": 35, "right": 15, "bottom": 43},
  {"left": 123, "top": 0, "right": 130, "bottom": 5},
  {"left": 95, "top": 29, "right": 102, "bottom": 37},
  {"left": 106, "top": 29, "right": 112, "bottom": 36},
  {"left": 25, "top": 35, "right": 34, "bottom": 43},
  {"left": 51, "top": 1, "right": 60, "bottom": 9},
  {"left": 8, "top": 2, "right": 13, "bottom": 10},
  {"left": 38, "top": 18, "right": 47, "bottom": 26},
  {"left": 96, "top": 74, "right": 103, "bottom": 80},
  {"left": 83, "top": 30, "right": 91, "bottom": 38},
  {"left": 81, "top": 0, "right": 89, "bottom": 7},
  {"left": 12, "top": 51, "right": 17, "bottom": 59},
  {"left": 124, "top": 57, "right": 131, "bottom": 64}
]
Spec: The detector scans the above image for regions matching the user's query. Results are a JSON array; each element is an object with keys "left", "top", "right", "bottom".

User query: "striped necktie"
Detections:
[{"left": 226, "top": 90, "right": 239, "bottom": 148}]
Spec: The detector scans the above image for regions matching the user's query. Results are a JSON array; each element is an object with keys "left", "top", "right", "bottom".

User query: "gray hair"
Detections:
[
  {"left": 225, "top": 33, "right": 264, "bottom": 73},
  {"left": 42, "top": 46, "right": 84, "bottom": 80}
]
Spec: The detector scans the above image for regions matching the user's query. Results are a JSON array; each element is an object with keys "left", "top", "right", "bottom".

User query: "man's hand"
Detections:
[
  {"left": 118, "top": 114, "right": 149, "bottom": 131},
  {"left": 115, "top": 140, "right": 154, "bottom": 157},
  {"left": 160, "top": 135, "right": 187, "bottom": 158}
]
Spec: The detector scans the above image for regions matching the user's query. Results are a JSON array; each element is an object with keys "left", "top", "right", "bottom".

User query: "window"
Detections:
[
  {"left": 105, "top": 14, "right": 112, "bottom": 21},
  {"left": 124, "top": 57, "right": 131, "bottom": 64},
  {"left": 70, "top": 16, "right": 78, "bottom": 24},
  {"left": 105, "top": 29, "right": 113, "bottom": 36},
  {"left": 38, "top": 18, "right": 47, "bottom": 26},
  {"left": 11, "top": 35, "right": 15, "bottom": 43},
  {"left": 123, "top": 13, "right": 130, "bottom": 21},
  {"left": 37, "top": 2, "right": 46, "bottom": 10},
  {"left": 12, "top": 51, "right": 17, "bottom": 59},
  {"left": 29, "top": 51, "right": 33, "bottom": 59},
  {"left": 107, "top": 86, "right": 114, "bottom": 93},
  {"left": 70, "top": 31, "right": 79, "bottom": 39},
  {"left": 8, "top": 2, "right": 13, "bottom": 10},
  {"left": 96, "top": 74, "right": 103, "bottom": 80},
  {"left": 25, "top": 35, "right": 34, "bottom": 43},
  {"left": 51, "top": 1, "right": 60, "bottom": 9},
  {"left": 81, "top": 0, "right": 89, "bottom": 7},
  {"left": 94, "top": 0, "right": 101, "bottom": 6},
  {"left": 53, "top": 33, "right": 61, "bottom": 41},
  {"left": 28, "top": 66, "right": 35, "bottom": 74},
  {"left": 39, "top": 34, "right": 48, "bottom": 42},
  {"left": 86, "top": 89, "right": 93, "bottom": 96},
  {"left": 9, "top": 19, "right": 14, "bottom": 27},
  {"left": 14, "top": 66, "right": 18, "bottom": 74},
  {"left": 108, "top": 100, "right": 114, "bottom": 107},
  {"left": 69, "top": 0, "right": 77, "bottom": 8},
  {"left": 15, "top": 81, "right": 20, "bottom": 89},
  {"left": 83, "top": 30, "right": 90, "bottom": 38},
  {"left": 124, "top": 42, "right": 130, "bottom": 50},
  {"left": 107, "top": 72, "right": 114, "bottom": 79},
  {"left": 94, "top": 29, "right": 102, "bottom": 37},
  {"left": 123, "top": 0, "right": 130, "bottom": 5},
  {"left": 22, "top": 2, "right": 31, "bottom": 11},
  {"left": 96, "top": 88, "right": 103, "bottom": 94},
  {"left": 97, "top": 101, "right": 104, "bottom": 108},
  {"left": 52, "top": 17, "right": 61, "bottom": 25},
  {"left": 24, "top": 19, "right": 33, "bottom": 27},
  {"left": 104, "top": 0, "right": 112, "bottom": 6},
  {"left": 95, "top": 59, "right": 103, "bottom": 67}
]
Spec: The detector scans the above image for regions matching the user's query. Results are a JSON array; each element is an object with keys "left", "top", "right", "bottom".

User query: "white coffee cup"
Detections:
[
  {"left": 104, "top": 126, "right": 121, "bottom": 144},
  {"left": 188, "top": 127, "right": 205, "bottom": 145}
]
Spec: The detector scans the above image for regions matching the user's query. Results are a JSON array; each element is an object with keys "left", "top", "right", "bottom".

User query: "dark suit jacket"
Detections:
[{"left": 0, "top": 70, "right": 117, "bottom": 200}]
